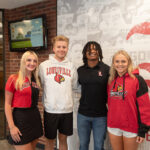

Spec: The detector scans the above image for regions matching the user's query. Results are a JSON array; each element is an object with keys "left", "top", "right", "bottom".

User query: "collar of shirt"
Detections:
[{"left": 85, "top": 61, "right": 102, "bottom": 69}]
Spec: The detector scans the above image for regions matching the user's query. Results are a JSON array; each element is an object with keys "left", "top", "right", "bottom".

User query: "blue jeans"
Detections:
[{"left": 77, "top": 113, "right": 107, "bottom": 150}]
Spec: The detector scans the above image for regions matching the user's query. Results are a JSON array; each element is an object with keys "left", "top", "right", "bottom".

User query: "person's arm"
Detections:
[
  {"left": 71, "top": 66, "right": 81, "bottom": 110},
  {"left": 5, "top": 90, "right": 22, "bottom": 143},
  {"left": 72, "top": 66, "right": 81, "bottom": 93},
  {"left": 135, "top": 75, "right": 150, "bottom": 143},
  {"left": 5, "top": 75, "right": 23, "bottom": 143}
]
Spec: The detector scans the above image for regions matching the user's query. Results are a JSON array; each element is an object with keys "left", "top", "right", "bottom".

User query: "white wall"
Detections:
[{"left": 57, "top": 0, "right": 150, "bottom": 149}]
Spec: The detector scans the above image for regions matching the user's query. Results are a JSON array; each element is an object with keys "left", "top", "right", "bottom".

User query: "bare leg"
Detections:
[
  {"left": 31, "top": 139, "right": 38, "bottom": 150},
  {"left": 123, "top": 136, "right": 138, "bottom": 150},
  {"left": 58, "top": 133, "right": 68, "bottom": 150},
  {"left": 108, "top": 131, "right": 124, "bottom": 150},
  {"left": 45, "top": 138, "right": 55, "bottom": 150},
  {"left": 14, "top": 143, "right": 34, "bottom": 150}
]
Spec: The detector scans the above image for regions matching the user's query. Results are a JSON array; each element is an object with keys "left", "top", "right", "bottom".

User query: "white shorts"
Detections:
[{"left": 107, "top": 127, "right": 137, "bottom": 138}]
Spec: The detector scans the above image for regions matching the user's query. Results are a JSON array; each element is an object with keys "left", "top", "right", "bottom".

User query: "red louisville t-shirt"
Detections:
[{"left": 5, "top": 74, "right": 32, "bottom": 108}]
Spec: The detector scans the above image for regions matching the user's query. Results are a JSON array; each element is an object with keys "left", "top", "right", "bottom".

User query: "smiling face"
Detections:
[
  {"left": 53, "top": 41, "right": 68, "bottom": 62},
  {"left": 113, "top": 54, "right": 128, "bottom": 76},
  {"left": 86, "top": 44, "right": 99, "bottom": 61},
  {"left": 25, "top": 54, "right": 37, "bottom": 73}
]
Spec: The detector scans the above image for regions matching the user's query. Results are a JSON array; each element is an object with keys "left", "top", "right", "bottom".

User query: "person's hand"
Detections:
[
  {"left": 10, "top": 126, "right": 22, "bottom": 143},
  {"left": 136, "top": 136, "right": 144, "bottom": 143}
]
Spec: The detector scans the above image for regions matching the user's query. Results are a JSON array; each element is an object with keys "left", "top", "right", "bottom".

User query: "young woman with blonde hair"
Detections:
[
  {"left": 107, "top": 50, "right": 150, "bottom": 150},
  {"left": 5, "top": 51, "right": 43, "bottom": 150}
]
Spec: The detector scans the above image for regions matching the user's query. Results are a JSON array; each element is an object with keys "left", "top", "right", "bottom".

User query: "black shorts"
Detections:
[
  {"left": 44, "top": 111, "right": 73, "bottom": 139},
  {"left": 7, "top": 107, "right": 43, "bottom": 145}
]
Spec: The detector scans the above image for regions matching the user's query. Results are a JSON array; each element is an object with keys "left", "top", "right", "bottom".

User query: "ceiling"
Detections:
[{"left": 0, "top": 0, "right": 44, "bottom": 9}]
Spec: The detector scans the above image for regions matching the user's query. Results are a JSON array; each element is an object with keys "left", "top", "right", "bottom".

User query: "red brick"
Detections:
[{"left": 4, "top": 0, "right": 57, "bottom": 147}]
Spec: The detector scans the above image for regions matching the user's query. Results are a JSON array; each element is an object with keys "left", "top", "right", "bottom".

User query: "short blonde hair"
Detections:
[
  {"left": 108, "top": 50, "right": 135, "bottom": 84},
  {"left": 15, "top": 51, "right": 40, "bottom": 89},
  {"left": 51, "top": 35, "right": 69, "bottom": 47}
]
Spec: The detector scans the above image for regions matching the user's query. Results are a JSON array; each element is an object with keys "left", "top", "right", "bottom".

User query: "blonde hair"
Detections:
[
  {"left": 108, "top": 50, "right": 135, "bottom": 84},
  {"left": 51, "top": 35, "right": 69, "bottom": 47},
  {"left": 15, "top": 51, "right": 40, "bottom": 90}
]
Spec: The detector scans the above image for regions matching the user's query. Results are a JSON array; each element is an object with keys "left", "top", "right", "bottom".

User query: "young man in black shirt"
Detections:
[{"left": 77, "top": 41, "right": 109, "bottom": 150}]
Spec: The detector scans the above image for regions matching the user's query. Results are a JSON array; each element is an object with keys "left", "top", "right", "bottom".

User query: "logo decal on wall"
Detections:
[
  {"left": 126, "top": 22, "right": 150, "bottom": 40},
  {"left": 139, "top": 63, "right": 150, "bottom": 88}
]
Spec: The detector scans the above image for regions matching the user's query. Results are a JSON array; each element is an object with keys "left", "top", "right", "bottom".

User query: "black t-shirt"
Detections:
[{"left": 77, "top": 62, "right": 109, "bottom": 117}]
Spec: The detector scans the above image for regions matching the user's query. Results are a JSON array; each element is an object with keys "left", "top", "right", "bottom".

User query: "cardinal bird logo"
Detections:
[
  {"left": 117, "top": 85, "right": 123, "bottom": 92},
  {"left": 138, "top": 63, "right": 150, "bottom": 88},
  {"left": 126, "top": 22, "right": 150, "bottom": 88},
  {"left": 54, "top": 72, "right": 65, "bottom": 84},
  {"left": 113, "top": 83, "right": 123, "bottom": 92},
  {"left": 110, "top": 82, "right": 127, "bottom": 99},
  {"left": 126, "top": 22, "right": 150, "bottom": 40}
]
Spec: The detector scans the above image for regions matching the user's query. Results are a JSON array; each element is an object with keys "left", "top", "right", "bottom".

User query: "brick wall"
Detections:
[{"left": 4, "top": 0, "right": 57, "bottom": 147}]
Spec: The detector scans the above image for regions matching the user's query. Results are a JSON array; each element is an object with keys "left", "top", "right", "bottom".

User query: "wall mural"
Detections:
[{"left": 57, "top": 0, "right": 150, "bottom": 149}]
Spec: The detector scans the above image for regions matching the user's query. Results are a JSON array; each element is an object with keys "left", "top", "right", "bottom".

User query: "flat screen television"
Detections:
[{"left": 8, "top": 15, "right": 47, "bottom": 52}]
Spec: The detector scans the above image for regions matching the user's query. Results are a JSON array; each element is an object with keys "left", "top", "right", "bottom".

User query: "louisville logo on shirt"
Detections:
[
  {"left": 98, "top": 71, "right": 102, "bottom": 76},
  {"left": 21, "top": 82, "right": 30, "bottom": 90},
  {"left": 54, "top": 72, "right": 65, "bottom": 84},
  {"left": 47, "top": 67, "right": 71, "bottom": 77},
  {"left": 110, "top": 82, "right": 127, "bottom": 99}
]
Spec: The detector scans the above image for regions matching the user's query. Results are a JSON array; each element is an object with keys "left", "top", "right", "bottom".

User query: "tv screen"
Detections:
[{"left": 8, "top": 15, "right": 47, "bottom": 52}]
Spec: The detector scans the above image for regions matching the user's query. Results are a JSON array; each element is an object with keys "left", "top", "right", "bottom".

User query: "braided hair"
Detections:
[{"left": 82, "top": 41, "right": 103, "bottom": 65}]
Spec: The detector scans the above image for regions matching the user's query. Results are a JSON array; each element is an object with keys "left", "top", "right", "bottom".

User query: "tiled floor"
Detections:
[
  {"left": 0, "top": 140, "right": 42, "bottom": 150},
  {"left": 0, "top": 140, "right": 15, "bottom": 150}
]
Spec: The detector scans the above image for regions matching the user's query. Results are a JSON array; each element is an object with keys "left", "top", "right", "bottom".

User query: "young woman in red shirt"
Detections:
[{"left": 5, "top": 51, "right": 43, "bottom": 150}]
